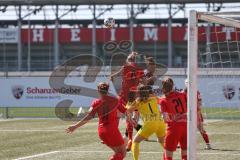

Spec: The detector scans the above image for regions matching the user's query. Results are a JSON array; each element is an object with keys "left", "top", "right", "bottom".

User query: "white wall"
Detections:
[{"left": 0, "top": 75, "right": 239, "bottom": 108}]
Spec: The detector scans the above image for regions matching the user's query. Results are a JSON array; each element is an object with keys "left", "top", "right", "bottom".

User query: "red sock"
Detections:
[
  {"left": 109, "top": 153, "right": 124, "bottom": 160},
  {"left": 201, "top": 132, "right": 210, "bottom": 144},
  {"left": 182, "top": 155, "right": 187, "bottom": 160},
  {"left": 126, "top": 121, "right": 133, "bottom": 140},
  {"left": 128, "top": 130, "right": 133, "bottom": 140}
]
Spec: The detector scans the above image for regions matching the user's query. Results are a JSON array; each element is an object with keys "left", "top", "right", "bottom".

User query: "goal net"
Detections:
[{"left": 188, "top": 11, "right": 240, "bottom": 160}]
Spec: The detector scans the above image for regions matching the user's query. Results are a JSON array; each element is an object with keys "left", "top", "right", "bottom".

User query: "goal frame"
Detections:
[{"left": 187, "top": 10, "right": 240, "bottom": 160}]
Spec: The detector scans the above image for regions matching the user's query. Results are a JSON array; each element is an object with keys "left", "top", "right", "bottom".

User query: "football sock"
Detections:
[
  {"left": 201, "top": 132, "right": 210, "bottom": 144},
  {"left": 126, "top": 139, "right": 132, "bottom": 151},
  {"left": 126, "top": 122, "right": 133, "bottom": 140},
  {"left": 131, "top": 142, "right": 140, "bottom": 160}
]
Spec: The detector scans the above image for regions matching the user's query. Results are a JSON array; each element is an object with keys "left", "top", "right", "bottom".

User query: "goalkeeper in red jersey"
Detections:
[
  {"left": 110, "top": 52, "right": 144, "bottom": 151},
  {"left": 158, "top": 77, "right": 187, "bottom": 160},
  {"left": 184, "top": 79, "right": 212, "bottom": 150},
  {"left": 66, "top": 82, "right": 126, "bottom": 160}
]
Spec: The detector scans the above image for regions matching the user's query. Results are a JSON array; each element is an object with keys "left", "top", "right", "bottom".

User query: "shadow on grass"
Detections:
[{"left": 199, "top": 148, "right": 240, "bottom": 152}]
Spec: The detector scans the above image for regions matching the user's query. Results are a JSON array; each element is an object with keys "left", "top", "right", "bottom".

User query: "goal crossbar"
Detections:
[
  {"left": 188, "top": 10, "right": 240, "bottom": 160},
  {"left": 198, "top": 11, "right": 240, "bottom": 15},
  {"left": 198, "top": 13, "right": 240, "bottom": 28}
]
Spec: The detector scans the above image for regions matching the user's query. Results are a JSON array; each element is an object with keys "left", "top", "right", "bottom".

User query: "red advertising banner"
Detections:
[{"left": 20, "top": 26, "right": 240, "bottom": 44}]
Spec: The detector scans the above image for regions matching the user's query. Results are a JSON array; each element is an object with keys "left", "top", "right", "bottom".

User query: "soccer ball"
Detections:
[{"left": 104, "top": 17, "right": 115, "bottom": 28}]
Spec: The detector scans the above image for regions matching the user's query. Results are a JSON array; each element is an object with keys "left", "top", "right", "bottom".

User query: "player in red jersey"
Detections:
[
  {"left": 131, "top": 57, "right": 158, "bottom": 133},
  {"left": 184, "top": 79, "right": 212, "bottom": 150},
  {"left": 158, "top": 77, "right": 187, "bottom": 160},
  {"left": 110, "top": 52, "right": 144, "bottom": 102},
  {"left": 110, "top": 52, "right": 144, "bottom": 151},
  {"left": 66, "top": 82, "right": 127, "bottom": 160}
]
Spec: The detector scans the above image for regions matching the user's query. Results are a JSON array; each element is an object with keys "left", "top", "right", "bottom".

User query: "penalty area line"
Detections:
[
  {"left": 14, "top": 151, "right": 60, "bottom": 160},
  {"left": 1, "top": 130, "right": 240, "bottom": 135},
  {"left": 61, "top": 150, "right": 163, "bottom": 154},
  {"left": 14, "top": 150, "right": 240, "bottom": 159},
  {"left": 61, "top": 150, "right": 240, "bottom": 156}
]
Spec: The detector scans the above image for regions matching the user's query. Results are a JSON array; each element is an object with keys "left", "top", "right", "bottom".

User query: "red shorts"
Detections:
[
  {"left": 164, "top": 123, "right": 187, "bottom": 151},
  {"left": 98, "top": 125, "right": 124, "bottom": 147}
]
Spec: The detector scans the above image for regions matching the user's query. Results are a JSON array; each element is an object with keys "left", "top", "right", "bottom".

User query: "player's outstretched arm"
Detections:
[
  {"left": 126, "top": 101, "right": 138, "bottom": 112},
  {"left": 125, "top": 102, "right": 138, "bottom": 126},
  {"left": 66, "top": 110, "right": 95, "bottom": 134}
]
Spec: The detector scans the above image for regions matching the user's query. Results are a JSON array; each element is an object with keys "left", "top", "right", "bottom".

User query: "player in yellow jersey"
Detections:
[{"left": 126, "top": 84, "right": 166, "bottom": 160}]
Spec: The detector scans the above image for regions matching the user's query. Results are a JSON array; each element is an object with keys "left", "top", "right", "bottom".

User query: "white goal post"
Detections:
[
  {"left": 187, "top": 10, "right": 240, "bottom": 160},
  {"left": 187, "top": 10, "right": 198, "bottom": 160}
]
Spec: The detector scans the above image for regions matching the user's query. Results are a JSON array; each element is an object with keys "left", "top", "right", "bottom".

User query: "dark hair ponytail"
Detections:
[{"left": 138, "top": 84, "right": 150, "bottom": 102}]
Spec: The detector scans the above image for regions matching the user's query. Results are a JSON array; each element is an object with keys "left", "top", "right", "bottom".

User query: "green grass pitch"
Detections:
[
  {"left": 0, "top": 107, "right": 240, "bottom": 119},
  {"left": 0, "top": 118, "right": 240, "bottom": 160}
]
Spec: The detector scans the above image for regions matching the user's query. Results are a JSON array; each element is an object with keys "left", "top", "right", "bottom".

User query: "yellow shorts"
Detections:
[{"left": 138, "top": 121, "right": 166, "bottom": 139}]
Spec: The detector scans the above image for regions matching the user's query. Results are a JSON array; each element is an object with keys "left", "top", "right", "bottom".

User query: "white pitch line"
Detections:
[
  {"left": 0, "top": 129, "right": 61, "bottom": 132},
  {"left": 198, "top": 152, "right": 240, "bottom": 156},
  {"left": 15, "top": 150, "right": 240, "bottom": 160},
  {"left": 207, "top": 132, "right": 240, "bottom": 135},
  {"left": 0, "top": 118, "right": 58, "bottom": 121},
  {"left": 0, "top": 129, "right": 97, "bottom": 133},
  {"left": 14, "top": 151, "right": 60, "bottom": 160},
  {"left": 0, "top": 119, "right": 26, "bottom": 122},
  {"left": 61, "top": 150, "right": 240, "bottom": 156},
  {"left": 61, "top": 150, "right": 163, "bottom": 154},
  {"left": 1, "top": 129, "right": 240, "bottom": 136}
]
